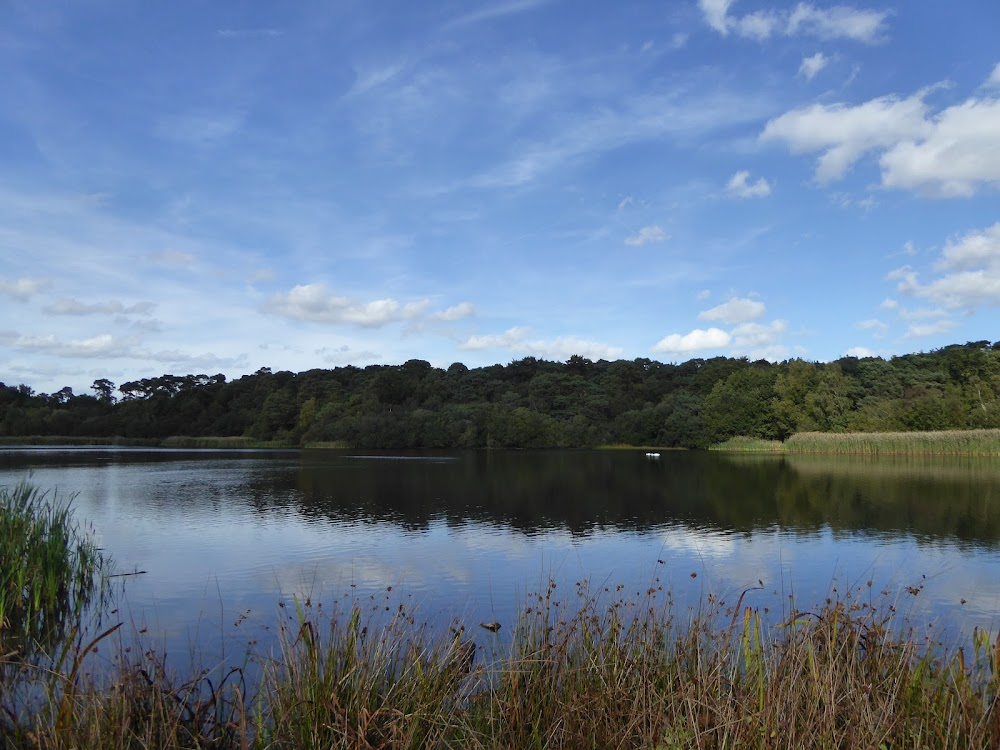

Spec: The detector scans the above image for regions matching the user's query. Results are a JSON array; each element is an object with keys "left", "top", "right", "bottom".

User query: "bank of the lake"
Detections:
[{"left": 712, "top": 428, "right": 1000, "bottom": 456}]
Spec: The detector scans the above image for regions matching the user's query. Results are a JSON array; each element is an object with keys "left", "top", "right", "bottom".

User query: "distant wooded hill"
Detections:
[{"left": 3, "top": 341, "right": 999, "bottom": 448}]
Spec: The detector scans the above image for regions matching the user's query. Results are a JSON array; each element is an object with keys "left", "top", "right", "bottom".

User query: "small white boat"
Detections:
[{"left": 645, "top": 452, "right": 660, "bottom": 459}]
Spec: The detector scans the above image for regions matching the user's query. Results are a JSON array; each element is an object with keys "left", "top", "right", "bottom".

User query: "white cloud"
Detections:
[
  {"left": 624, "top": 225, "right": 668, "bottom": 246},
  {"left": 726, "top": 170, "right": 772, "bottom": 198},
  {"left": 651, "top": 327, "right": 731, "bottom": 355},
  {"left": 856, "top": 318, "right": 888, "bottom": 338},
  {"left": 880, "top": 99, "right": 1000, "bottom": 196},
  {"left": 0, "top": 330, "right": 246, "bottom": 368},
  {"left": 315, "top": 345, "right": 381, "bottom": 365},
  {"left": 524, "top": 336, "right": 624, "bottom": 361},
  {"left": 699, "top": 0, "right": 735, "bottom": 35},
  {"left": 937, "top": 222, "right": 1000, "bottom": 270},
  {"left": 698, "top": 296, "right": 766, "bottom": 324},
  {"left": 903, "top": 320, "right": 957, "bottom": 339},
  {"left": 731, "top": 319, "right": 788, "bottom": 349},
  {"left": 904, "top": 271, "right": 1000, "bottom": 310},
  {"left": 761, "top": 92, "right": 931, "bottom": 183},
  {"left": 1, "top": 332, "right": 136, "bottom": 359},
  {"left": 879, "top": 298, "right": 898, "bottom": 310},
  {"left": 888, "top": 223, "right": 1000, "bottom": 311},
  {"left": 786, "top": 3, "right": 889, "bottom": 42},
  {"left": 461, "top": 326, "right": 530, "bottom": 350},
  {"left": 430, "top": 302, "right": 476, "bottom": 321},
  {"left": 460, "top": 327, "right": 622, "bottom": 360},
  {"left": 898, "top": 307, "right": 947, "bottom": 321},
  {"left": 44, "top": 298, "right": 155, "bottom": 316},
  {"left": 986, "top": 63, "right": 1000, "bottom": 89},
  {"left": 799, "top": 52, "right": 829, "bottom": 80},
  {"left": 265, "top": 284, "right": 429, "bottom": 327},
  {"left": 0, "top": 277, "right": 49, "bottom": 300},
  {"left": 696, "top": 289, "right": 712, "bottom": 301},
  {"left": 142, "top": 349, "right": 248, "bottom": 368},
  {"left": 733, "top": 9, "right": 782, "bottom": 40},
  {"left": 699, "top": 0, "right": 889, "bottom": 43},
  {"left": 764, "top": 73, "right": 1000, "bottom": 195},
  {"left": 845, "top": 346, "right": 878, "bottom": 358}
]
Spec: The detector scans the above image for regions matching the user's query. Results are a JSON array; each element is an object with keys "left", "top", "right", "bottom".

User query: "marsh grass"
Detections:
[
  {"left": 709, "top": 436, "right": 786, "bottom": 453},
  {"left": 713, "top": 429, "right": 1000, "bottom": 456},
  {"left": 0, "top": 480, "right": 107, "bottom": 657},
  {"left": 786, "top": 429, "right": 1000, "bottom": 456},
  {"left": 5, "top": 576, "right": 1000, "bottom": 749}
]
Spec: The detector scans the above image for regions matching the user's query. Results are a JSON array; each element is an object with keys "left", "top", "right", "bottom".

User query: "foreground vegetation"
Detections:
[
  {"left": 3, "top": 579, "right": 1000, "bottom": 749},
  {"left": 713, "top": 428, "right": 1000, "bottom": 456},
  {"left": 2, "top": 340, "right": 1000, "bottom": 449},
  {"left": 0, "top": 481, "right": 107, "bottom": 658}
]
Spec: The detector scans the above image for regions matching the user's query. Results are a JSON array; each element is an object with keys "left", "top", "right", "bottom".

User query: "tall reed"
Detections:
[
  {"left": 785, "top": 429, "right": 1000, "bottom": 455},
  {"left": 712, "top": 429, "right": 1000, "bottom": 455},
  {"left": 0, "top": 480, "right": 107, "bottom": 657},
  {"left": 8, "top": 579, "right": 1000, "bottom": 749}
]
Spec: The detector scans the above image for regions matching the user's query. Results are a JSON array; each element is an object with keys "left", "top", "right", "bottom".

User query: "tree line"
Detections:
[{"left": 2, "top": 340, "right": 999, "bottom": 449}]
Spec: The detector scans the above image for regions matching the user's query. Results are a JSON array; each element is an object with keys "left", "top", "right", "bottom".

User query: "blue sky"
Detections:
[{"left": 1, "top": 0, "right": 999, "bottom": 395}]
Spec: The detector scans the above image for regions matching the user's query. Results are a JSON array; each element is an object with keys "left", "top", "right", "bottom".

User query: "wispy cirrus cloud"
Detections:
[
  {"left": 44, "top": 298, "right": 156, "bottom": 316},
  {"left": 216, "top": 28, "right": 283, "bottom": 39},
  {"left": 0, "top": 332, "right": 137, "bottom": 358},
  {"left": 699, "top": 0, "right": 890, "bottom": 43},
  {"left": 0, "top": 330, "right": 246, "bottom": 368},
  {"left": 466, "top": 88, "right": 776, "bottom": 189},
  {"left": 444, "top": 0, "right": 552, "bottom": 29}
]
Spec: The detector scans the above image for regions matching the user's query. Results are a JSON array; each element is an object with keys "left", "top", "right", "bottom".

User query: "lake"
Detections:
[{"left": 3, "top": 446, "right": 1000, "bottom": 670}]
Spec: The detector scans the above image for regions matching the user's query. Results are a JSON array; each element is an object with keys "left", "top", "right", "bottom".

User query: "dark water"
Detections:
[{"left": 3, "top": 447, "right": 1000, "bottom": 666}]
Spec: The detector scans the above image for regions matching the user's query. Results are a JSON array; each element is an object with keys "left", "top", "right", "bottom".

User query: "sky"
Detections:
[{"left": 1, "top": 0, "right": 999, "bottom": 396}]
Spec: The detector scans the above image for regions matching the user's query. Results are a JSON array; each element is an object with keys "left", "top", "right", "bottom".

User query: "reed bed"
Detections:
[
  {"left": 0, "top": 480, "right": 107, "bottom": 657},
  {"left": 709, "top": 436, "right": 786, "bottom": 453},
  {"left": 712, "top": 429, "right": 1000, "bottom": 456},
  {"left": 786, "top": 429, "right": 1000, "bottom": 456},
  {"left": 4, "top": 578, "right": 1000, "bottom": 749}
]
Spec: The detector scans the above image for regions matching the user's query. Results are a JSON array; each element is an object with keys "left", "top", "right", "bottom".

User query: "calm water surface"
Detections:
[{"left": 3, "top": 447, "right": 1000, "bottom": 665}]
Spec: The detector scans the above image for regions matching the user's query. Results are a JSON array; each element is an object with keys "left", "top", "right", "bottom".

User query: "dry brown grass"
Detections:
[{"left": 4, "top": 579, "right": 1000, "bottom": 749}]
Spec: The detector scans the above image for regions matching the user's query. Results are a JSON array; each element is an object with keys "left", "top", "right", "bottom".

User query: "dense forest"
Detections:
[{"left": 2, "top": 340, "right": 999, "bottom": 449}]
